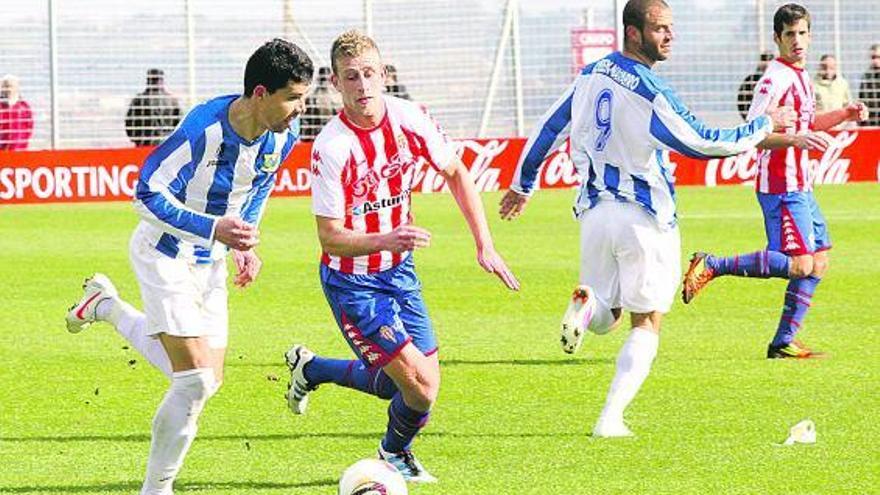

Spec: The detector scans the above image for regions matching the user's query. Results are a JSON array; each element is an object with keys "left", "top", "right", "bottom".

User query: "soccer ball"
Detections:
[{"left": 338, "top": 458, "right": 408, "bottom": 495}]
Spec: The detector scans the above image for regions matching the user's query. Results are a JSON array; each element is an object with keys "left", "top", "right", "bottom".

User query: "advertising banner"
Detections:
[{"left": 1, "top": 130, "right": 877, "bottom": 205}]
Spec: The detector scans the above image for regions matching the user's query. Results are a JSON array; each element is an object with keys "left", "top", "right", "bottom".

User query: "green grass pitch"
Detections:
[{"left": 1, "top": 183, "right": 878, "bottom": 494}]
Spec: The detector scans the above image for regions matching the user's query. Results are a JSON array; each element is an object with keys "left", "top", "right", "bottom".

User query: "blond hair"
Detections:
[{"left": 330, "top": 29, "right": 381, "bottom": 74}]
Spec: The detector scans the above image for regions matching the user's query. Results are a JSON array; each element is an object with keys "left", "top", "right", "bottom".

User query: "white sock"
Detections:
[
  {"left": 598, "top": 327, "right": 659, "bottom": 424},
  {"left": 141, "top": 368, "right": 217, "bottom": 495},
  {"left": 588, "top": 292, "right": 616, "bottom": 334},
  {"left": 101, "top": 297, "right": 172, "bottom": 378}
]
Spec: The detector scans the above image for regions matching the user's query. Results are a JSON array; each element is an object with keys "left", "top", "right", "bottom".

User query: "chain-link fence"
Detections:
[{"left": 0, "top": 0, "right": 877, "bottom": 150}]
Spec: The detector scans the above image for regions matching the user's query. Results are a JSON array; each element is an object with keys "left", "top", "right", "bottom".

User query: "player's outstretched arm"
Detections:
[
  {"left": 315, "top": 216, "right": 431, "bottom": 257},
  {"left": 757, "top": 130, "right": 835, "bottom": 151},
  {"left": 442, "top": 159, "right": 520, "bottom": 291},
  {"left": 650, "top": 90, "right": 781, "bottom": 158},
  {"left": 813, "top": 101, "right": 869, "bottom": 131},
  {"left": 501, "top": 81, "right": 575, "bottom": 220}
]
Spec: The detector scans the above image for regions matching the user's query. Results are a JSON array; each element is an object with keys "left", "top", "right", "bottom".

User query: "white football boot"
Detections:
[
  {"left": 560, "top": 285, "right": 596, "bottom": 354},
  {"left": 284, "top": 344, "right": 317, "bottom": 415},
  {"left": 66, "top": 273, "right": 118, "bottom": 334},
  {"left": 592, "top": 417, "right": 634, "bottom": 438},
  {"left": 378, "top": 444, "right": 438, "bottom": 483}
]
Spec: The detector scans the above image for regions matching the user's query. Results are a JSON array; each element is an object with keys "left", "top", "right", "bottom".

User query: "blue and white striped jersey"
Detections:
[
  {"left": 511, "top": 51, "right": 773, "bottom": 229},
  {"left": 134, "top": 94, "right": 299, "bottom": 263}
]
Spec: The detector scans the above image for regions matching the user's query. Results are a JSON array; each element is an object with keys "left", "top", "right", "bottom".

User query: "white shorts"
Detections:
[
  {"left": 129, "top": 225, "right": 229, "bottom": 349},
  {"left": 578, "top": 201, "right": 681, "bottom": 314}
]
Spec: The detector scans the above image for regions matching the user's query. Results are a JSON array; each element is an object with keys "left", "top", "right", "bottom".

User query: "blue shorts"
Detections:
[
  {"left": 320, "top": 255, "right": 437, "bottom": 369},
  {"left": 757, "top": 191, "right": 831, "bottom": 256}
]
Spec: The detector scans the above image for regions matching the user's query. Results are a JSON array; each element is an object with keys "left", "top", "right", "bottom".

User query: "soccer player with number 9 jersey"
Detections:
[{"left": 500, "top": 0, "right": 793, "bottom": 437}]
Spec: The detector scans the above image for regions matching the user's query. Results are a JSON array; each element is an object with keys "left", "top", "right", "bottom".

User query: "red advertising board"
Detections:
[{"left": 1, "top": 130, "right": 878, "bottom": 205}]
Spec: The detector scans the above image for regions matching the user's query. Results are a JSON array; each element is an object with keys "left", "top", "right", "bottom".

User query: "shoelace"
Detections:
[
  {"left": 687, "top": 266, "right": 713, "bottom": 291},
  {"left": 398, "top": 451, "right": 420, "bottom": 474}
]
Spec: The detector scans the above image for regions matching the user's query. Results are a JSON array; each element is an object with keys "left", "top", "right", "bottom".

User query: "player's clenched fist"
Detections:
[
  {"left": 214, "top": 216, "right": 260, "bottom": 251},
  {"left": 380, "top": 224, "right": 431, "bottom": 253}
]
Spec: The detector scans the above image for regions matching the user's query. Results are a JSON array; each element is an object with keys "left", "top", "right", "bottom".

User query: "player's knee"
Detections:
[
  {"left": 172, "top": 367, "right": 217, "bottom": 403},
  {"left": 422, "top": 372, "right": 440, "bottom": 404},
  {"left": 812, "top": 256, "right": 829, "bottom": 277},
  {"left": 789, "top": 256, "right": 814, "bottom": 278},
  {"left": 397, "top": 371, "right": 438, "bottom": 410}
]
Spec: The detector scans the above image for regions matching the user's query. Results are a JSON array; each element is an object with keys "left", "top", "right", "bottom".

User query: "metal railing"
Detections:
[{"left": 0, "top": 0, "right": 876, "bottom": 150}]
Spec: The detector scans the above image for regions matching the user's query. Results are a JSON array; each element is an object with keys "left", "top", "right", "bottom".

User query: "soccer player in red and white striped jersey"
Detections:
[
  {"left": 683, "top": 3, "right": 867, "bottom": 359},
  {"left": 283, "top": 30, "right": 518, "bottom": 482}
]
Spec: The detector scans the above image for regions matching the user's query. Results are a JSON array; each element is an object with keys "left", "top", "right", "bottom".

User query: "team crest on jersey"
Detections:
[
  {"left": 396, "top": 133, "right": 408, "bottom": 151},
  {"left": 378, "top": 325, "right": 397, "bottom": 343},
  {"left": 260, "top": 153, "right": 281, "bottom": 172}
]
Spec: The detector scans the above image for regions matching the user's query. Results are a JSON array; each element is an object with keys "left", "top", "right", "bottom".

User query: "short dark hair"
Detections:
[
  {"left": 146, "top": 68, "right": 164, "bottom": 87},
  {"left": 244, "top": 38, "right": 314, "bottom": 97},
  {"left": 622, "top": 0, "right": 669, "bottom": 32},
  {"left": 773, "top": 3, "right": 811, "bottom": 37},
  {"left": 820, "top": 53, "right": 834, "bottom": 62}
]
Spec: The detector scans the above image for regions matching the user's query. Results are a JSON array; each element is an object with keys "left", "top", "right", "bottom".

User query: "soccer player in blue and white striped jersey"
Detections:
[
  {"left": 499, "top": 0, "right": 794, "bottom": 437},
  {"left": 65, "top": 39, "right": 313, "bottom": 494}
]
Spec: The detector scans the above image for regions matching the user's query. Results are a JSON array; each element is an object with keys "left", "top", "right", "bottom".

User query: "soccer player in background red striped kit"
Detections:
[
  {"left": 682, "top": 3, "right": 868, "bottom": 358},
  {"left": 283, "top": 29, "right": 519, "bottom": 482}
]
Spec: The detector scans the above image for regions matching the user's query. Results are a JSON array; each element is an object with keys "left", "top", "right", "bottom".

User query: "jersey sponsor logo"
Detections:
[
  {"left": 350, "top": 189, "right": 411, "bottom": 216},
  {"left": 348, "top": 151, "right": 416, "bottom": 199},
  {"left": 260, "top": 153, "right": 281, "bottom": 173}
]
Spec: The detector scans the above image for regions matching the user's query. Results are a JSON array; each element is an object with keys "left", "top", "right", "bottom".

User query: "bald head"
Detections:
[
  {"left": 623, "top": 0, "right": 670, "bottom": 32},
  {"left": 0, "top": 75, "right": 20, "bottom": 103},
  {"left": 622, "top": 0, "right": 674, "bottom": 65}
]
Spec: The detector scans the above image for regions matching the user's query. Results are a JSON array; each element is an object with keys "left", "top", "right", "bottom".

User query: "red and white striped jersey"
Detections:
[
  {"left": 310, "top": 95, "right": 455, "bottom": 274},
  {"left": 747, "top": 58, "right": 817, "bottom": 194}
]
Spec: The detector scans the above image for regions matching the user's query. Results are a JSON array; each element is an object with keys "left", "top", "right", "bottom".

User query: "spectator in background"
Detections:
[
  {"left": 814, "top": 54, "right": 853, "bottom": 130},
  {"left": 384, "top": 64, "right": 411, "bottom": 100},
  {"left": 858, "top": 43, "right": 880, "bottom": 126},
  {"left": 301, "top": 66, "right": 341, "bottom": 141},
  {"left": 125, "top": 68, "right": 182, "bottom": 146},
  {"left": 814, "top": 54, "right": 851, "bottom": 112},
  {"left": 737, "top": 51, "right": 775, "bottom": 121},
  {"left": 0, "top": 75, "right": 34, "bottom": 150}
]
